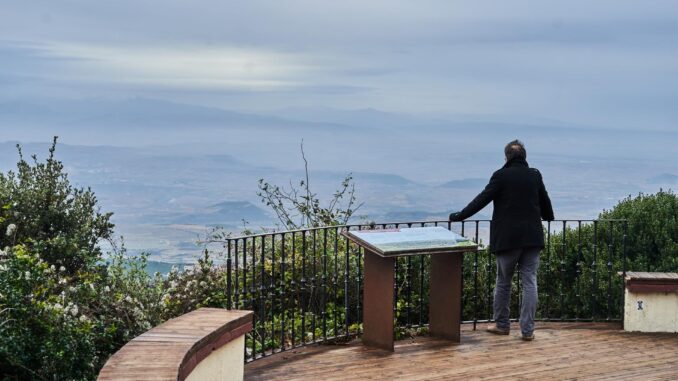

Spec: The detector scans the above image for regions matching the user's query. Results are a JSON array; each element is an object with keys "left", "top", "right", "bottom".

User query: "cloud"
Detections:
[
  {"left": 2, "top": 41, "right": 317, "bottom": 91},
  {"left": 1, "top": 1, "right": 678, "bottom": 131}
]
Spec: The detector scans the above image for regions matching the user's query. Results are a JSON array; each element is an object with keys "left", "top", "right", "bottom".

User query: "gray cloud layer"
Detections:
[{"left": 1, "top": 0, "right": 677, "bottom": 130}]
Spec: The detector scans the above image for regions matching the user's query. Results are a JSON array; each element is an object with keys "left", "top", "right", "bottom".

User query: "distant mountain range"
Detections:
[
  {"left": 438, "top": 178, "right": 487, "bottom": 189},
  {"left": 0, "top": 98, "right": 365, "bottom": 151},
  {"left": 3, "top": 96, "right": 677, "bottom": 262},
  {"left": 270, "top": 105, "right": 430, "bottom": 129},
  {"left": 647, "top": 173, "right": 678, "bottom": 184},
  {"left": 0, "top": 98, "right": 317, "bottom": 129},
  {"left": 144, "top": 201, "right": 270, "bottom": 225}
]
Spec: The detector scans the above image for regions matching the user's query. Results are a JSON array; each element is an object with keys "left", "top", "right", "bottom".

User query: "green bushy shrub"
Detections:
[{"left": 0, "top": 140, "right": 185, "bottom": 380}]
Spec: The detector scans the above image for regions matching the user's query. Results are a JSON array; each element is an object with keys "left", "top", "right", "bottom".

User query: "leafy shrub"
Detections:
[
  {"left": 0, "top": 140, "right": 174, "bottom": 380},
  {"left": 0, "top": 137, "right": 114, "bottom": 275},
  {"left": 599, "top": 190, "right": 678, "bottom": 271},
  {"left": 1, "top": 245, "right": 99, "bottom": 379}
]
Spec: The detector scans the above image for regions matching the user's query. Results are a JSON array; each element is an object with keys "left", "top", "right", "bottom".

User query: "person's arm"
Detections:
[
  {"left": 449, "top": 172, "right": 500, "bottom": 221},
  {"left": 538, "top": 172, "right": 554, "bottom": 221}
]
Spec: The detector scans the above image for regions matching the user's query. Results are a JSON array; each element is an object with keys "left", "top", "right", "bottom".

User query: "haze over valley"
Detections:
[
  {"left": 2, "top": 98, "right": 676, "bottom": 263},
  {"left": 3, "top": 1, "right": 678, "bottom": 264}
]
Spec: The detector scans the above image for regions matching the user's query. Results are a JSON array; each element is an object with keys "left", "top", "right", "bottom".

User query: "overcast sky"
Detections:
[{"left": 1, "top": 1, "right": 677, "bottom": 131}]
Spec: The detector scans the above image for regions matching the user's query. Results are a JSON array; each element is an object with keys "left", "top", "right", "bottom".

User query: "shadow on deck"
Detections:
[{"left": 244, "top": 322, "right": 677, "bottom": 380}]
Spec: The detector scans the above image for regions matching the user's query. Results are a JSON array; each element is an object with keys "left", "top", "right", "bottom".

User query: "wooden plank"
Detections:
[{"left": 244, "top": 322, "right": 678, "bottom": 381}]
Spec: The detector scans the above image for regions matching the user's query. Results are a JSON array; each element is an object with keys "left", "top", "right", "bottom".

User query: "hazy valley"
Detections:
[{"left": 2, "top": 98, "right": 676, "bottom": 264}]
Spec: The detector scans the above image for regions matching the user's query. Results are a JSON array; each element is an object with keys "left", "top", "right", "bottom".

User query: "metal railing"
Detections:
[{"left": 222, "top": 219, "right": 628, "bottom": 362}]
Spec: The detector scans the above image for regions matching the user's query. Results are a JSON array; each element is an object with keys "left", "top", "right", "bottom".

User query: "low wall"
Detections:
[
  {"left": 98, "top": 308, "right": 253, "bottom": 381},
  {"left": 623, "top": 272, "right": 678, "bottom": 333}
]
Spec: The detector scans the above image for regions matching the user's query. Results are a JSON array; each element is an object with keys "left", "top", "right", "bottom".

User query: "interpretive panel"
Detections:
[{"left": 344, "top": 226, "right": 476, "bottom": 257}]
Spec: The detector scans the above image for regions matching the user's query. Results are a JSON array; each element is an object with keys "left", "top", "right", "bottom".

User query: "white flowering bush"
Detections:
[
  {"left": 161, "top": 250, "right": 228, "bottom": 317},
  {"left": 0, "top": 241, "right": 181, "bottom": 380},
  {"left": 0, "top": 140, "right": 235, "bottom": 380},
  {"left": 0, "top": 244, "right": 98, "bottom": 379}
]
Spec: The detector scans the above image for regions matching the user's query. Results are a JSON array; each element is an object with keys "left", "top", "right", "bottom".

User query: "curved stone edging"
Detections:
[{"left": 98, "top": 308, "right": 253, "bottom": 381}]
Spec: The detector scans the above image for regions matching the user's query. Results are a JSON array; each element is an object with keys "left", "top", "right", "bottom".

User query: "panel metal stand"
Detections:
[
  {"left": 362, "top": 250, "right": 465, "bottom": 351},
  {"left": 343, "top": 227, "right": 475, "bottom": 352},
  {"left": 429, "top": 253, "right": 463, "bottom": 342},
  {"left": 362, "top": 249, "right": 395, "bottom": 351}
]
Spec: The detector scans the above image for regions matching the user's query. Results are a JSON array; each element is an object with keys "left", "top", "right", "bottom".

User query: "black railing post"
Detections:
[
  {"left": 259, "top": 236, "right": 266, "bottom": 357},
  {"left": 290, "top": 232, "right": 296, "bottom": 347},
  {"left": 226, "top": 239, "right": 232, "bottom": 309},
  {"left": 344, "top": 229, "right": 350, "bottom": 337},
  {"left": 418, "top": 252, "right": 425, "bottom": 327},
  {"left": 269, "top": 234, "right": 276, "bottom": 353},
  {"left": 322, "top": 228, "right": 328, "bottom": 341},
  {"left": 406, "top": 223, "right": 413, "bottom": 328},
  {"left": 560, "top": 221, "right": 567, "bottom": 319},
  {"left": 592, "top": 221, "right": 598, "bottom": 320},
  {"left": 622, "top": 221, "right": 628, "bottom": 327},
  {"left": 606, "top": 220, "right": 614, "bottom": 321},
  {"left": 473, "top": 221, "right": 479, "bottom": 330},
  {"left": 575, "top": 221, "right": 583, "bottom": 320},
  {"left": 333, "top": 227, "right": 339, "bottom": 337},
  {"left": 459, "top": 221, "right": 465, "bottom": 322},
  {"left": 301, "top": 231, "right": 307, "bottom": 345},
  {"left": 235, "top": 239, "right": 240, "bottom": 309},
  {"left": 242, "top": 238, "right": 250, "bottom": 360},
  {"left": 280, "top": 233, "right": 286, "bottom": 351},
  {"left": 311, "top": 229, "right": 317, "bottom": 342},
  {"left": 251, "top": 238, "right": 258, "bottom": 359},
  {"left": 544, "top": 221, "right": 551, "bottom": 320}
]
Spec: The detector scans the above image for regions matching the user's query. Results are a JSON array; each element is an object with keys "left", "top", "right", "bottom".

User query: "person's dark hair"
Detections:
[{"left": 504, "top": 139, "right": 526, "bottom": 161}]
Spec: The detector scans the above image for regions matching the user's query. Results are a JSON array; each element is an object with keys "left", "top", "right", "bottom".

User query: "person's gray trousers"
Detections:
[{"left": 493, "top": 247, "right": 541, "bottom": 335}]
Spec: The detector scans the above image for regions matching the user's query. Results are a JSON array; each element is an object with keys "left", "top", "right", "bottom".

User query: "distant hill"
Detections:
[
  {"left": 382, "top": 210, "right": 451, "bottom": 222},
  {"left": 209, "top": 201, "right": 271, "bottom": 222},
  {"left": 0, "top": 98, "right": 367, "bottom": 150},
  {"left": 351, "top": 172, "right": 419, "bottom": 186},
  {"left": 438, "top": 178, "right": 487, "bottom": 189},
  {"left": 0, "top": 98, "right": 312, "bottom": 129},
  {"left": 145, "top": 201, "right": 271, "bottom": 225},
  {"left": 271, "top": 105, "right": 429, "bottom": 129},
  {"left": 647, "top": 173, "right": 678, "bottom": 184}
]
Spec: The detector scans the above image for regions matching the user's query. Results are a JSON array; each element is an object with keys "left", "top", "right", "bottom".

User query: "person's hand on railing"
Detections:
[{"left": 449, "top": 212, "right": 463, "bottom": 222}]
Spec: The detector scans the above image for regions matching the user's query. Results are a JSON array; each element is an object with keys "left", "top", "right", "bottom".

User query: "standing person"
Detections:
[{"left": 449, "top": 140, "right": 554, "bottom": 341}]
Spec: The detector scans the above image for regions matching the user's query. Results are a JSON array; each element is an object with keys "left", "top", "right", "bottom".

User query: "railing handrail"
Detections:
[{"left": 227, "top": 218, "right": 628, "bottom": 240}]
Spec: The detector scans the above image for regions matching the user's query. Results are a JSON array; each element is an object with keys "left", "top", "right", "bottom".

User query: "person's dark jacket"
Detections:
[{"left": 449, "top": 157, "right": 554, "bottom": 253}]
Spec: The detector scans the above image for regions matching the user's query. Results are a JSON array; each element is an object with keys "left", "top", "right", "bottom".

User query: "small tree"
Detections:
[
  {"left": 257, "top": 141, "right": 363, "bottom": 229},
  {"left": 0, "top": 137, "right": 114, "bottom": 274}
]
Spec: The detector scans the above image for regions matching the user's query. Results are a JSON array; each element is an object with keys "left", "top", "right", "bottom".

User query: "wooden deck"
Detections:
[{"left": 245, "top": 323, "right": 678, "bottom": 380}]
